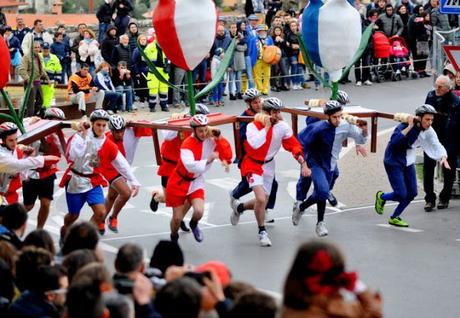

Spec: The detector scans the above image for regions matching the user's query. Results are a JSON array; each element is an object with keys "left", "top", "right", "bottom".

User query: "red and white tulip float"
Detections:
[{"left": 149, "top": 0, "right": 235, "bottom": 114}]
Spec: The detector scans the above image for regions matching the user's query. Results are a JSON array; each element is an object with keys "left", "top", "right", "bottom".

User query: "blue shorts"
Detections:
[{"left": 66, "top": 186, "right": 105, "bottom": 215}]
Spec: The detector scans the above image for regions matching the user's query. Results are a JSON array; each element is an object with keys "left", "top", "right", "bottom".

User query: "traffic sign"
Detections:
[
  {"left": 443, "top": 45, "right": 460, "bottom": 71},
  {"left": 440, "top": 0, "right": 460, "bottom": 14}
]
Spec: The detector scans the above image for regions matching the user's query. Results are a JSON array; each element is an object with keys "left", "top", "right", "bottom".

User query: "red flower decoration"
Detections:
[
  {"left": 0, "top": 35, "right": 11, "bottom": 89},
  {"left": 336, "top": 271, "right": 358, "bottom": 291},
  {"left": 305, "top": 275, "right": 335, "bottom": 295},
  {"left": 308, "top": 250, "right": 333, "bottom": 273}
]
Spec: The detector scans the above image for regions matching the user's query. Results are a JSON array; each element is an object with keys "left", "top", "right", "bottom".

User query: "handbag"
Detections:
[{"left": 416, "top": 40, "right": 429, "bottom": 56}]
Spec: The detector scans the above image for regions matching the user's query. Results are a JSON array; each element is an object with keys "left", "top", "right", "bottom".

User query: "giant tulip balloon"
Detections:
[
  {"left": 153, "top": 0, "right": 217, "bottom": 71},
  {"left": 301, "top": 0, "right": 361, "bottom": 82},
  {"left": 0, "top": 35, "right": 11, "bottom": 89}
]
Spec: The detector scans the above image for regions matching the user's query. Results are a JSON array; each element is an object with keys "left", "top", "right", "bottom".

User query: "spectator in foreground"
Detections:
[
  {"left": 281, "top": 240, "right": 382, "bottom": 318},
  {"left": 0, "top": 203, "right": 28, "bottom": 250},
  {"left": 229, "top": 290, "right": 277, "bottom": 318}
]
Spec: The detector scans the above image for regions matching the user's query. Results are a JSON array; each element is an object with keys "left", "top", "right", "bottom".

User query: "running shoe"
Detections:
[
  {"left": 292, "top": 201, "right": 303, "bottom": 226},
  {"left": 191, "top": 225, "right": 203, "bottom": 242},
  {"left": 374, "top": 191, "right": 386, "bottom": 215},
  {"left": 388, "top": 217, "right": 409, "bottom": 227},
  {"left": 265, "top": 210, "right": 275, "bottom": 223},
  {"left": 424, "top": 201, "right": 435, "bottom": 212},
  {"left": 180, "top": 221, "right": 191, "bottom": 232},
  {"left": 258, "top": 230, "right": 272, "bottom": 247},
  {"left": 170, "top": 233, "right": 179, "bottom": 243},
  {"left": 230, "top": 194, "right": 241, "bottom": 226},
  {"left": 327, "top": 192, "right": 338, "bottom": 207},
  {"left": 437, "top": 200, "right": 449, "bottom": 209},
  {"left": 98, "top": 222, "right": 106, "bottom": 236},
  {"left": 150, "top": 193, "right": 159, "bottom": 212},
  {"left": 108, "top": 216, "right": 118, "bottom": 233},
  {"left": 315, "top": 221, "right": 328, "bottom": 237}
]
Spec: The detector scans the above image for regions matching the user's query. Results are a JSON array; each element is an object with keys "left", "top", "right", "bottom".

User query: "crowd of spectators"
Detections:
[{"left": 0, "top": 202, "right": 382, "bottom": 318}]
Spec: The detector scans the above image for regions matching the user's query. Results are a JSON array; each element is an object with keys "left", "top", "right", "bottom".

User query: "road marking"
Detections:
[
  {"left": 102, "top": 200, "right": 426, "bottom": 242},
  {"left": 277, "top": 169, "right": 301, "bottom": 179},
  {"left": 376, "top": 224, "right": 424, "bottom": 233},
  {"left": 206, "top": 177, "right": 239, "bottom": 191},
  {"left": 456, "top": 239, "right": 460, "bottom": 242}
]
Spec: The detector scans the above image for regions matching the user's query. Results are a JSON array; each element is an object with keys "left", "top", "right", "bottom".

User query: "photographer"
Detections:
[{"left": 113, "top": 243, "right": 144, "bottom": 295}]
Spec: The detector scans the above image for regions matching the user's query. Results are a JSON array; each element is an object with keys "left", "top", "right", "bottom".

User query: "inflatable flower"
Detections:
[
  {"left": 301, "top": 0, "right": 361, "bottom": 82},
  {"left": 153, "top": 0, "right": 217, "bottom": 71},
  {"left": 0, "top": 35, "right": 10, "bottom": 89}
]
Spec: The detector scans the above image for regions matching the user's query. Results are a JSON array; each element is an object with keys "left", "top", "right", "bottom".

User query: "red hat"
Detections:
[{"left": 196, "top": 261, "right": 231, "bottom": 287}]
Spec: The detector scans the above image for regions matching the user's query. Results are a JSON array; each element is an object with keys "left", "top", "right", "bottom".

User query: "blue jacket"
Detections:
[
  {"left": 298, "top": 120, "right": 336, "bottom": 171},
  {"left": 8, "top": 291, "right": 60, "bottom": 318},
  {"left": 132, "top": 46, "right": 149, "bottom": 75},
  {"left": 7, "top": 35, "right": 20, "bottom": 57},
  {"left": 0, "top": 224, "right": 22, "bottom": 250},
  {"left": 249, "top": 36, "right": 274, "bottom": 68},
  {"left": 384, "top": 123, "right": 421, "bottom": 168},
  {"left": 50, "top": 41, "right": 70, "bottom": 63}
]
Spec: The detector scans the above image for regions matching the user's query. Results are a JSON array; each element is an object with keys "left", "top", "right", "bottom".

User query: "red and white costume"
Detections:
[
  {"left": 60, "top": 131, "right": 140, "bottom": 193},
  {"left": 157, "top": 130, "right": 191, "bottom": 178},
  {"left": 165, "top": 135, "right": 232, "bottom": 207},
  {"left": 26, "top": 133, "right": 64, "bottom": 181},
  {"left": 103, "top": 127, "right": 151, "bottom": 182},
  {"left": 0, "top": 146, "right": 45, "bottom": 203},
  {"left": 241, "top": 120, "right": 303, "bottom": 194}
]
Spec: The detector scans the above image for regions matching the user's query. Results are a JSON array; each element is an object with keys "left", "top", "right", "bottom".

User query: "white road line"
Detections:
[
  {"left": 102, "top": 200, "right": 425, "bottom": 242},
  {"left": 206, "top": 177, "right": 240, "bottom": 191},
  {"left": 456, "top": 239, "right": 460, "bottom": 242},
  {"left": 376, "top": 224, "right": 424, "bottom": 233}
]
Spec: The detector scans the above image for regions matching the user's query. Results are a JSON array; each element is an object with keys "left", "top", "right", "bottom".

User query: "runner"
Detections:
[
  {"left": 59, "top": 110, "right": 140, "bottom": 240},
  {"left": 231, "top": 97, "right": 305, "bottom": 246},
  {"left": 293, "top": 100, "right": 369, "bottom": 225},
  {"left": 99, "top": 115, "right": 149, "bottom": 233},
  {"left": 292, "top": 101, "right": 361, "bottom": 237},
  {"left": 165, "top": 114, "right": 232, "bottom": 243},
  {"left": 0, "top": 122, "right": 60, "bottom": 204},
  {"left": 229, "top": 88, "right": 278, "bottom": 224},
  {"left": 22, "top": 108, "right": 66, "bottom": 229},
  {"left": 375, "top": 105, "right": 449, "bottom": 227},
  {"left": 150, "top": 104, "right": 210, "bottom": 233}
]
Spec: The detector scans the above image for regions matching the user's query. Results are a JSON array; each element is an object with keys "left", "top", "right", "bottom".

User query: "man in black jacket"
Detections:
[
  {"left": 101, "top": 24, "right": 118, "bottom": 64},
  {"left": 423, "top": 75, "right": 460, "bottom": 211},
  {"left": 0, "top": 203, "right": 28, "bottom": 250},
  {"left": 96, "top": 0, "right": 114, "bottom": 43},
  {"left": 113, "top": 0, "right": 134, "bottom": 36}
]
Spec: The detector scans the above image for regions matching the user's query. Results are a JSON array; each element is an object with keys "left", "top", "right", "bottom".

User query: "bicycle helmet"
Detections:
[
  {"left": 195, "top": 103, "right": 210, "bottom": 115},
  {"left": 415, "top": 104, "right": 437, "bottom": 117},
  {"left": 243, "top": 88, "right": 261, "bottom": 102},
  {"left": 0, "top": 122, "right": 18, "bottom": 139},
  {"left": 44, "top": 107, "right": 66, "bottom": 120},
  {"left": 336, "top": 90, "right": 350, "bottom": 105},
  {"left": 262, "top": 97, "right": 284, "bottom": 112},
  {"left": 108, "top": 114, "right": 126, "bottom": 131},
  {"left": 190, "top": 114, "right": 209, "bottom": 127},
  {"left": 89, "top": 109, "right": 110, "bottom": 122},
  {"left": 324, "top": 100, "right": 343, "bottom": 115}
]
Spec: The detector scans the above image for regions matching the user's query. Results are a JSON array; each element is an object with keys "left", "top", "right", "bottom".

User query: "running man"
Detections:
[
  {"left": 165, "top": 114, "right": 232, "bottom": 243},
  {"left": 230, "top": 88, "right": 278, "bottom": 224},
  {"left": 150, "top": 104, "right": 210, "bottom": 233},
  {"left": 59, "top": 110, "right": 140, "bottom": 240},
  {"left": 375, "top": 105, "right": 449, "bottom": 227},
  {"left": 0, "top": 122, "right": 60, "bottom": 204},
  {"left": 22, "top": 108, "right": 66, "bottom": 229},
  {"left": 292, "top": 101, "right": 362, "bottom": 237},
  {"left": 293, "top": 100, "right": 369, "bottom": 224},
  {"left": 231, "top": 97, "right": 305, "bottom": 246},
  {"left": 99, "top": 115, "right": 149, "bottom": 233}
]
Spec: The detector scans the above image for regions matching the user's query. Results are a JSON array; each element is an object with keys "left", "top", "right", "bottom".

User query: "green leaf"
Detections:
[
  {"left": 136, "top": 42, "right": 187, "bottom": 93},
  {"left": 0, "top": 89, "right": 24, "bottom": 132},
  {"left": 339, "top": 23, "right": 374, "bottom": 82},
  {"left": 0, "top": 113, "right": 16, "bottom": 122},
  {"left": 195, "top": 38, "right": 237, "bottom": 100},
  {"left": 297, "top": 33, "right": 331, "bottom": 89}
]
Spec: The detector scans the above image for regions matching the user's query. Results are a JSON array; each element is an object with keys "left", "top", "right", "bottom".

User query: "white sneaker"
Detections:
[
  {"left": 356, "top": 81, "right": 362, "bottom": 86},
  {"left": 401, "top": 66, "right": 406, "bottom": 73},
  {"left": 396, "top": 70, "right": 401, "bottom": 75},
  {"left": 230, "top": 193, "right": 241, "bottom": 226},
  {"left": 265, "top": 210, "right": 275, "bottom": 224},
  {"left": 258, "top": 230, "right": 272, "bottom": 247},
  {"left": 315, "top": 221, "right": 329, "bottom": 237},
  {"left": 292, "top": 201, "right": 304, "bottom": 226},
  {"left": 364, "top": 80, "right": 372, "bottom": 86}
]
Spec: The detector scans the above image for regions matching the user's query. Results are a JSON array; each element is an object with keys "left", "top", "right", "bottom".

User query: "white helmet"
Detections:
[
  {"left": 0, "top": 122, "right": 18, "bottom": 139},
  {"left": 243, "top": 88, "right": 261, "bottom": 102},
  {"left": 190, "top": 114, "right": 209, "bottom": 127},
  {"left": 336, "top": 90, "right": 350, "bottom": 105},
  {"left": 108, "top": 115, "right": 126, "bottom": 131},
  {"left": 90, "top": 109, "right": 110, "bottom": 122},
  {"left": 195, "top": 103, "right": 210, "bottom": 115},
  {"left": 262, "top": 97, "right": 284, "bottom": 112},
  {"left": 44, "top": 107, "right": 66, "bottom": 120}
]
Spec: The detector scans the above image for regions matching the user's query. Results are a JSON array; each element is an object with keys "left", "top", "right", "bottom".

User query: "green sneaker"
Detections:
[
  {"left": 375, "top": 191, "right": 386, "bottom": 215},
  {"left": 388, "top": 217, "right": 409, "bottom": 227}
]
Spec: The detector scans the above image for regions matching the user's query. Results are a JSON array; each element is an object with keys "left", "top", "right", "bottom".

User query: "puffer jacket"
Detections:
[{"left": 78, "top": 39, "right": 100, "bottom": 63}]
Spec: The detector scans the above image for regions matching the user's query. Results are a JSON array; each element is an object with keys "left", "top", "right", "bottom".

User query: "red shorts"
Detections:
[{"left": 166, "top": 189, "right": 205, "bottom": 208}]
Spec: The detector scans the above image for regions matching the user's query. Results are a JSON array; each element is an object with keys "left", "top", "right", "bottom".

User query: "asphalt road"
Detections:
[{"left": 24, "top": 76, "right": 460, "bottom": 318}]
